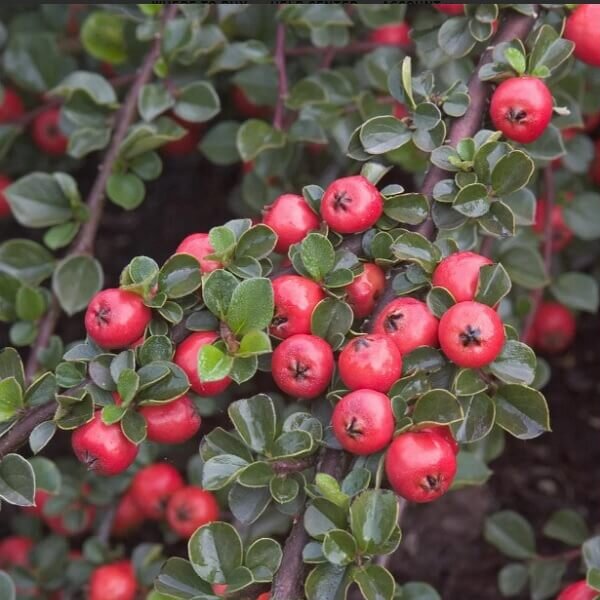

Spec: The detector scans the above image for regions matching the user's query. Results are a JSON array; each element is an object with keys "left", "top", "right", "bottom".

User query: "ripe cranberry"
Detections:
[
  {"left": 490, "top": 77, "right": 553, "bottom": 144},
  {"left": 212, "top": 584, "right": 228, "bottom": 597},
  {"left": 345, "top": 263, "right": 385, "bottom": 319},
  {"left": 31, "top": 108, "right": 68, "bottom": 155},
  {"left": 176, "top": 232, "right": 222, "bottom": 273},
  {"left": 232, "top": 86, "right": 271, "bottom": 119},
  {"left": 385, "top": 430, "right": 457, "bottom": 503},
  {"left": 533, "top": 201, "right": 573, "bottom": 252},
  {"left": 338, "top": 335, "right": 402, "bottom": 393},
  {"left": 373, "top": 298, "right": 439, "bottom": 354},
  {"left": 130, "top": 463, "right": 184, "bottom": 520},
  {"left": 369, "top": 23, "right": 411, "bottom": 48},
  {"left": 85, "top": 288, "right": 151, "bottom": 350},
  {"left": 564, "top": 5, "right": 600, "bottom": 67},
  {"left": 439, "top": 301, "right": 505, "bottom": 368},
  {"left": 89, "top": 560, "right": 137, "bottom": 600},
  {"left": 0, "top": 88, "right": 24, "bottom": 122},
  {"left": 321, "top": 176, "right": 383, "bottom": 234},
  {"left": 174, "top": 331, "right": 232, "bottom": 396},
  {"left": 139, "top": 395, "right": 201, "bottom": 444},
  {"left": 530, "top": 301, "right": 576, "bottom": 354},
  {"left": 72, "top": 411, "right": 139, "bottom": 476},
  {"left": 272, "top": 334, "right": 334, "bottom": 399},
  {"left": 112, "top": 492, "right": 145, "bottom": 537},
  {"left": 434, "top": 4, "right": 464, "bottom": 15},
  {"left": 432, "top": 252, "right": 492, "bottom": 302},
  {"left": 166, "top": 485, "right": 219, "bottom": 538},
  {"left": 0, "top": 536, "right": 33, "bottom": 568},
  {"left": 270, "top": 275, "right": 325, "bottom": 339},
  {"left": 257, "top": 594, "right": 271, "bottom": 600},
  {"left": 332, "top": 389, "right": 395, "bottom": 455},
  {"left": 162, "top": 114, "right": 202, "bottom": 156},
  {"left": 557, "top": 580, "right": 597, "bottom": 600},
  {"left": 262, "top": 194, "right": 320, "bottom": 254},
  {"left": 0, "top": 174, "right": 12, "bottom": 219},
  {"left": 418, "top": 425, "right": 459, "bottom": 455}
]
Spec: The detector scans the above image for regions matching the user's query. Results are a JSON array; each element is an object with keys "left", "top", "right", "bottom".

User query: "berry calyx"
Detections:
[
  {"left": 72, "top": 411, "right": 138, "bottom": 476},
  {"left": 262, "top": 194, "right": 320, "bottom": 254},
  {"left": 432, "top": 252, "right": 492, "bottom": 303},
  {"left": 332, "top": 389, "right": 395, "bottom": 455},
  {"left": 564, "top": 5, "right": 600, "bottom": 67},
  {"left": 345, "top": 263, "right": 385, "bottom": 319},
  {"left": 139, "top": 395, "right": 201, "bottom": 444},
  {"left": 130, "top": 463, "right": 184, "bottom": 520},
  {"left": 85, "top": 288, "right": 151, "bottom": 350},
  {"left": 373, "top": 297, "right": 439, "bottom": 354},
  {"left": 434, "top": 4, "right": 464, "bottom": 15},
  {"left": 320, "top": 175, "right": 383, "bottom": 234},
  {"left": 270, "top": 275, "right": 325, "bottom": 339},
  {"left": 174, "top": 331, "right": 232, "bottom": 396},
  {"left": 338, "top": 334, "right": 402, "bottom": 393},
  {"left": 112, "top": 492, "right": 145, "bottom": 537},
  {"left": 529, "top": 301, "right": 576, "bottom": 354},
  {"left": 490, "top": 77, "right": 553, "bottom": 144},
  {"left": 0, "top": 174, "right": 12, "bottom": 219},
  {"left": 176, "top": 233, "right": 222, "bottom": 273},
  {"left": 166, "top": 485, "right": 220, "bottom": 538},
  {"left": 438, "top": 301, "right": 505, "bottom": 368},
  {"left": 0, "top": 88, "right": 24, "bottom": 122},
  {"left": 272, "top": 334, "right": 334, "bottom": 399},
  {"left": 385, "top": 430, "right": 457, "bottom": 503},
  {"left": 0, "top": 536, "right": 33, "bottom": 568},
  {"left": 89, "top": 560, "right": 137, "bottom": 600},
  {"left": 31, "top": 108, "right": 68, "bottom": 156},
  {"left": 533, "top": 200, "right": 573, "bottom": 252},
  {"left": 369, "top": 23, "right": 411, "bottom": 48},
  {"left": 556, "top": 580, "right": 598, "bottom": 600}
]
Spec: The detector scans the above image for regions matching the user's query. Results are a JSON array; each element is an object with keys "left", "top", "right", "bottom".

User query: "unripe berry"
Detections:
[
  {"left": 369, "top": 23, "right": 411, "bottom": 48},
  {"left": 434, "top": 4, "right": 464, "bottom": 15},
  {"left": 432, "top": 252, "right": 492, "bottom": 303},
  {"left": 0, "top": 536, "right": 33, "bottom": 568},
  {"left": 130, "top": 463, "right": 184, "bottom": 520},
  {"left": 556, "top": 580, "right": 597, "bottom": 600},
  {"left": 270, "top": 275, "right": 325, "bottom": 339},
  {"left": 338, "top": 335, "right": 402, "bottom": 393},
  {"left": 0, "top": 88, "right": 24, "bottom": 122},
  {"left": 530, "top": 301, "right": 576, "bottom": 354},
  {"left": 332, "top": 389, "right": 395, "bottom": 455},
  {"left": 174, "top": 331, "right": 232, "bottom": 396},
  {"left": 112, "top": 491, "right": 145, "bottom": 537},
  {"left": 0, "top": 174, "right": 12, "bottom": 219},
  {"left": 272, "top": 334, "right": 334, "bottom": 399},
  {"left": 262, "top": 194, "right": 320, "bottom": 254},
  {"left": 31, "top": 108, "right": 68, "bottom": 156},
  {"left": 89, "top": 560, "right": 137, "bottom": 600},
  {"left": 139, "top": 395, "right": 201, "bottom": 444},
  {"left": 490, "top": 77, "right": 553, "bottom": 144},
  {"left": 321, "top": 176, "right": 383, "bottom": 234},
  {"left": 85, "top": 288, "right": 151, "bottom": 350},
  {"left": 439, "top": 301, "right": 505, "bottom": 368},
  {"left": 533, "top": 201, "right": 573, "bottom": 252},
  {"left": 373, "top": 297, "right": 439, "bottom": 354},
  {"left": 72, "top": 411, "right": 138, "bottom": 476},
  {"left": 176, "top": 233, "right": 222, "bottom": 273},
  {"left": 345, "top": 263, "right": 385, "bottom": 319},
  {"left": 385, "top": 431, "right": 457, "bottom": 503},
  {"left": 166, "top": 485, "right": 219, "bottom": 538},
  {"left": 564, "top": 5, "right": 600, "bottom": 67}
]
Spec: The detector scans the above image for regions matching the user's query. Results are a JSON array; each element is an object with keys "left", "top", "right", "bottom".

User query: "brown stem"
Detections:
[
  {"left": 0, "top": 401, "right": 57, "bottom": 459},
  {"left": 535, "top": 548, "right": 581, "bottom": 563},
  {"left": 273, "top": 23, "right": 288, "bottom": 131},
  {"left": 271, "top": 456, "right": 316, "bottom": 475}
]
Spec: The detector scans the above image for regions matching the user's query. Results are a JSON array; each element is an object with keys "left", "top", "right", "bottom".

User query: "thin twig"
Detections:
[{"left": 273, "top": 23, "right": 288, "bottom": 131}]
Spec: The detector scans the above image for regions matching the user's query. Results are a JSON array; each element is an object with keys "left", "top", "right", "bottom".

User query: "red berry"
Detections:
[
  {"left": 557, "top": 580, "right": 597, "bottom": 600},
  {"left": 72, "top": 411, "right": 138, "bottom": 476},
  {"left": 257, "top": 594, "right": 271, "bottom": 600},
  {"left": 338, "top": 335, "right": 402, "bottom": 393},
  {"left": 85, "top": 289, "right": 151, "bottom": 350},
  {"left": 232, "top": 86, "right": 271, "bottom": 119},
  {"left": 166, "top": 485, "right": 219, "bottom": 538},
  {"left": 272, "top": 334, "right": 334, "bottom": 399},
  {"left": 130, "top": 463, "right": 184, "bottom": 520},
  {"left": 176, "top": 232, "right": 222, "bottom": 273},
  {"left": 270, "top": 275, "right": 325, "bottom": 339},
  {"left": 434, "top": 4, "right": 464, "bottom": 15},
  {"left": 112, "top": 492, "right": 145, "bottom": 537},
  {"left": 0, "top": 88, "right": 24, "bottom": 122},
  {"left": 369, "top": 23, "right": 411, "bottom": 47},
  {"left": 439, "top": 301, "right": 505, "bottom": 368},
  {"left": 0, "top": 174, "right": 12, "bottom": 219},
  {"left": 89, "top": 560, "right": 137, "bottom": 600},
  {"left": 530, "top": 301, "right": 576, "bottom": 354},
  {"left": 174, "top": 331, "right": 232, "bottom": 396},
  {"left": 212, "top": 584, "right": 228, "bottom": 597},
  {"left": 332, "top": 389, "right": 395, "bottom": 455},
  {"left": 393, "top": 102, "right": 409, "bottom": 119},
  {"left": 345, "top": 263, "right": 385, "bottom": 319},
  {"left": 418, "top": 425, "right": 459, "bottom": 455},
  {"left": 533, "top": 201, "right": 573, "bottom": 252},
  {"left": 262, "top": 194, "right": 320, "bottom": 254},
  {"left": 161, "top": 114, "right": 202, "bottom": 156},
  {"left": 321, "top": 176, "right": 383, "bottom": 234},
  {"left": 564, "top": 5, "right": 600, "bottom": 67},
  {"left": 490, "top": 77, "right": 553, "bottom": 144},
  {"left": 591, "top": 140, "right": 600, "bottom": 186},
  {"left": 584, "top": 111, "right": 600, "bottom": 132},
  {"left": 385, "top": 431, "right": 457, "bottom": 502},
  {"left": 139, "top": 395, "right": 201, "bottom": 444},
  {"left": 373, "top": 298, "right": 439, "bottom": 354},
  {"left": 31, "top": 108, "right": 68, "bottom": 155},
  {"left": 433, "top": 252, "right": 493, "bottom": 303},
  {"left": 0, "top": 536, "right": 33, "bottom": 568}
]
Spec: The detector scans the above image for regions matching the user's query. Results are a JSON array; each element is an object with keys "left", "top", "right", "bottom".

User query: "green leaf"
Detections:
[
  {"left": 136, "top": 361, "right": 190, "bottom": 403},
  {"left": 489, "top": 340, "right": 536, "bottom": 385},
  {"left": 0, "top": 348, "right": 25, "bottom": 390},
  {"left": 300, "top": 233, "right": 335, "bottom": 281},
  {"left": 563, "top": 193, "right": 600, "bottom": 240},
  {"left": 175, "top": 81, "right": 221, "bottom": 123},
  {"left": 383, "top": 193, "right": 429, "bottom": 226},
  {"left": 117, "top": 369, "right": 139, "bottom": 405},
  {"left": 398, "top": 582, "right": 441, "bottom": 600},
  {"left": 236, "top": 119, "right": 285, "bottom": 162},
  {"left": 500, "top": 246, "right": 548, "bottom": 290},
  {"left": 529, "top": 560, "right": 567, "bottom": 600},
  {"left": 0, "top": 453, "right": 35, "bottom": 506},
  {"left": 202, "top": 454, "right": 249, "bottom": 490},
  {"left": 107, "top": 173, "right": 145, "bottom": 211},
  {"left": 490, "top": 151, "right": 535, "bottom": 197},
  {"left": 349, "top": 490, "right": 399, "bottom": 554},
  {"left": 200, "top": 121, "right": 241, "bottom": 166},
  {"left": 0, "top": 377, "right": 23, "bottom": 422},
  {"left": 121, "top": 409, "right": 147, "bottom": 444},
  {"left": 138, "top": 83, "right": 174, "bottom": 122},
  {"left": 484, "top": 511, "right": 536, "bottom": 560},
  {"left": 198, "top": 344, "right": 233, "bottom": 383},
  {"left": 528, "top": 24, "right": 575, "bottom": 76},
  {"left": 226, "top": 278, "right": 273, "bottom": 336},
  {"left": 305, "top": 563, "right": 352, "bottom": 600},
  {"left": 228, "top": 484, "right": 271, "bottom": 525},
  {"left": 158, "top": 254, "right": 202, "bottom": 299},
  {"left": 52, "top": 255, "right": 103, "bottom": 316},
  {"left": 412, "top": 389, "right": 463, "bottom": 426},
  {"left": 452, "top": 450, "right": 492, "bottom": 489},
  {"left": 453, "top": 393, "right": 495, "bottom": 443},
  {"left": 498, "top": 563, "right": 529, "bottom": 597},
  {"left": 583, "top": 536, "right": 600, "bottom": 570},
  {"left": 426, "top": 287, "right": 455, "bottom": 318},
  {"left": 305, "top": 498, "right": 348, "bottom": 541},
  {"left": 543, "top": 510, "right": 589, "bottom": 546},
  {"left": 475, "top": 264, "right": 511, "bottom": 307},
  {"left": 359, "top": 116, "right": 411, "bottom": 154},
  {"left": 452, "top": 183, "right": 490, "bottom": 218},
  {"left": 29, "top": 456, "right": 60, "bottom": 495},
  {"left": 391, "top": 232, "right": 439, "bottom": 273},
  {"left": 453, "top": 369, "right": 487, "bottom": 397},
  {"left": 202, "top": 269, "right": 238, "bottom": 319},
  {"left": 228, "top": 394, "right": 276, "bottom": 455},
  {"left": 238, "top": 330, "right": 271, "bottom": 357},
  {"left": 245, "top": 538, "right": 282, "bottom": 582},
  {"left": 0, "top": 572, "right": 15, "bottom": 600},
  {"left": 270, "top": 476, "right": 300, "bottom": 504},
  {"left": 311, "top": 299, "right": 353, "bottom": 351},
  {"left": 551, "top": 273, "right": 599, "bottom": 313},
  {"left": 52, "top": 70, "right": 117, "bottom": 106},
  {"left": 29, "top": 421, "right": 57, "bottom": 455},
  {"left": 155, "top": 557, "right": 212, "bottom": 599},
  {"left": 44, "top": 222, "right": 80, "bottom": 250},
  {"left": 236, "top": 225, "right": 278, "bottom": 260},
  {"left": 353, "top": 565, "right": 395, "bottom": 600},
  {"left": 495, "top": 384, "right": 550, "bottom": 440},
  {"left": 504, "top": 48, "right": 526, "bottom": 75},
  {"left": 81, "top": 11, "right": 127, "bottom": 64},
  {"left": 438, "top": 16, "right": 476, "bottom": 58}
]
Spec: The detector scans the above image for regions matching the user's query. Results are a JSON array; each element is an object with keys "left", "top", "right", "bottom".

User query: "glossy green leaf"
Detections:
[
  {"left": 305, "top": 563, "right": 352, "bottom": 600},
  {"left": 453, "top": 393, "right": 495, "bottom": 443},
  {"left": 543, "top": 509, "right": 589, "bottom": 547},
  {"left": 491, "top": 151, "right": 534, "bottom": 196},
  {"left": 245, "top": 537, "right": 282, "bottom": 582},
  {"left": 349, "top": 490, "right": 399, "bottom": 554},
  {"left": 202, "top": 454, "right": 249, "bottom": 490},
  {"left": 353, "top": 564, "right": 395, "bottom": 600},
  {"left": 158, "top": 254, "right": 202, "bottom": 299},
  {"left": 228, "top": 394, "right": 276, "bottom": 455},
  {"left": 236, "top": 119, "right": 285, "bottom": 162},
  {"left": 489, "top": 340, "right": 536, "bottom": 385},
  {"left": 498, "top": 563, "right": 528, "bottom": 598},
  {"left": 495, "top": 384, "right": 550, "bottom": 440},
  {"left": 412, "top": 389, "right": 463, "bottom": 426},
  {"left": 0, "top": 453, "right": 35, "bottom": 506},
  {"left": 226, "top": 278, "right": 273, "bottom": 336},
  {"left": 0, "top": 377, "right": 23, "bottom": 422},
  {"left": 300, "top": 233, "right": 335, "bottom": 281},
  {"left": 52, "top": 255, "right": 103, "bottom": 316},
  {"left": 551, "top": 272, "right": 599, "bottom": 313},
  {"left": 311, "top": 299, "right": 353, "bottom": 351},
  {"left": 175, "top": 81, "right": 220, "bottom": 123},
  {"left": 198, "top": 344, "right": 233, "bottom": 383}
]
